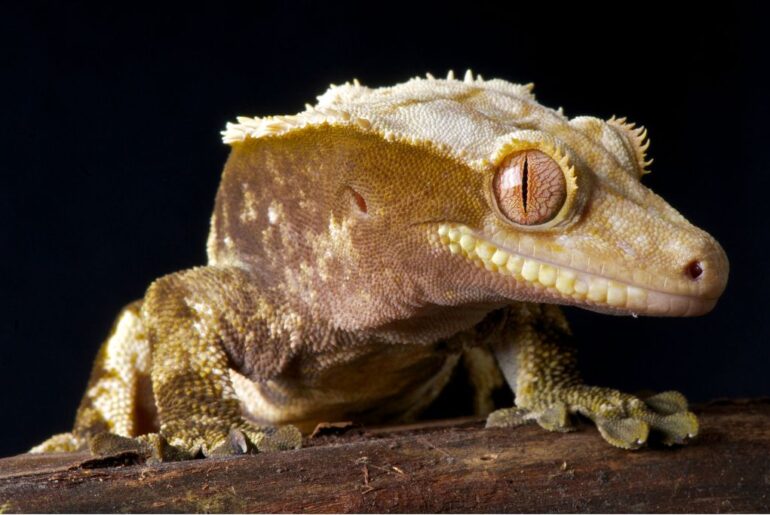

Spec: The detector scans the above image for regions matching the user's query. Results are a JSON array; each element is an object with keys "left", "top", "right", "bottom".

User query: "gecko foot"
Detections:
[
  {"left": 76, "top": 422, "right": 302, "bottom": 462},
  {"left": 486, "top": 389, "right": 698, "bottom": 449},
  {"left": 160, "top": 421, "right": 302, "bottom": 459}
]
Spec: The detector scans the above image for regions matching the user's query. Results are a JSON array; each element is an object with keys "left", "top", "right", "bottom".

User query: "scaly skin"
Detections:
[{"left": 32, "top": 71, "right": 728, "bottom": 459}]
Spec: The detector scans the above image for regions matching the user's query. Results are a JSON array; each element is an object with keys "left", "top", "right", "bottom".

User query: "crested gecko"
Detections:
[{"left": 32, "top": 71, "right": 729, "bottom": 459}]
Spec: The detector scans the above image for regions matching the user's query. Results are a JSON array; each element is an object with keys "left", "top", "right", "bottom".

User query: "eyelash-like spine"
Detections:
[{"left": 607, "top": 116, "right": 653, "bottom": 176}]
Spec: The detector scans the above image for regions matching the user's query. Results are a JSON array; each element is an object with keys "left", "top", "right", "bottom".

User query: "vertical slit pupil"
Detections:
[{"left": 521, "top": 156, "right": 529, "bottom": 213}]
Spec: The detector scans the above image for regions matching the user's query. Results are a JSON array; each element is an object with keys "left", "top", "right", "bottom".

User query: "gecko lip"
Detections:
[{"left": 435, "top": 223, "right": 719, "bottom": 317}]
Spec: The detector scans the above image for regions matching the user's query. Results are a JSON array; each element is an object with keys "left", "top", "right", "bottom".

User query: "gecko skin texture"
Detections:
[{"left": 33, "top": 71, "right": 728, "bottom": 459}]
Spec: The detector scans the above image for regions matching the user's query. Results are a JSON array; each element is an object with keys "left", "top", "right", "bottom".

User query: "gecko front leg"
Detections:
[
  {"left": 136, "top": 266, "right": 302, "bottom": 458},
  {"left": 487, "top": 303, "right": 698, "bottom": 449},
  {"left": 36, "top": 266, "right": 303, "bottom": 461}
]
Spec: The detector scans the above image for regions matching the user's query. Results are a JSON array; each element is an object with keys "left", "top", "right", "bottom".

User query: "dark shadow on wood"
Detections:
[{"left": 1, "top": 400, "right": 768, "bottom": 513}]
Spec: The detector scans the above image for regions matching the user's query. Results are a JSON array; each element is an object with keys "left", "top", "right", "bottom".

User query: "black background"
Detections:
[{"left": 1, "top": 3, "right": 768, "bottom": 457}]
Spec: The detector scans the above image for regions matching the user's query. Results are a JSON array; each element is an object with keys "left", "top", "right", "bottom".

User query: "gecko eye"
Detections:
[{"left": 493, "top": 150, "right": 567, "bottom": 226}]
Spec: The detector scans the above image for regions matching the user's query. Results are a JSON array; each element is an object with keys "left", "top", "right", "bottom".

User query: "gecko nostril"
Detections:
[{"left": 685, "top": 260, "right": 703, "bottom": 280}]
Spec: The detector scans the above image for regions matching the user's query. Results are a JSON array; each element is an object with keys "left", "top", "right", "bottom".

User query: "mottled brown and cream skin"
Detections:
[{"left": 33, "top": 71, "right": 728, "bottom": 458}]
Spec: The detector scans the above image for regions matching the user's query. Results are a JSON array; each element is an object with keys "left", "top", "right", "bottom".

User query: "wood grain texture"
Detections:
[{"left": 1, "top": 400, "right": 768, "bottom": 513}]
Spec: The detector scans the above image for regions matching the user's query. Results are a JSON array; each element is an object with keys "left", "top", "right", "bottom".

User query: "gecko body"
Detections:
[{"left": 33, "top": 72, "right": 728, "bottom": 458}]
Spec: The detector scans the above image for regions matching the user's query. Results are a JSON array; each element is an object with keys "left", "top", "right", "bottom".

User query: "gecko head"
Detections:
[
  {"left": 421, "top": 115, "right": 729, "bottom": 317},
  {"left": 215, "top": 75, "right": 728, "bottom": 328}
]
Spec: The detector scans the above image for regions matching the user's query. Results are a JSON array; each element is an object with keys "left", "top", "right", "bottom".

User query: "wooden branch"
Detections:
[{"left": 1, "top": 400, "right": 769, "bottom": 513}]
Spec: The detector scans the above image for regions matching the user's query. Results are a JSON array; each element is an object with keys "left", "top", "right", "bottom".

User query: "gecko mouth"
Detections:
[{"left": 434, "top": 223, "right": 717, "bottom": 317}]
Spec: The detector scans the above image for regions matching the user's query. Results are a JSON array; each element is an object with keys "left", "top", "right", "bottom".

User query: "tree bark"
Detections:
[{"left": 1, "top": 400, "right": 768, "bottom": 513}]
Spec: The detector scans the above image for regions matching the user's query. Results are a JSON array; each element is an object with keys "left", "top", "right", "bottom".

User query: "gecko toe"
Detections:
[
  {"left": 643, "top": 410, "right": 699, "bottom": 446},
  {"left": 208, "top": 428, "right": 252, "bottom": 456},
  {"left": 595, "top": 417, "right": 650, "bottom": 449},
  {"left": 246, "top": 424, "right": 302, "bottom": 452},
  {"left": 89, "top": 432, "right": 147, "bottom": 456},
  {"left": 643, "top": 390, "right": 690, "bottom": 415},
  {"left": 487, "top": 403, "right": 576, "bottom": 433},
  {"left": 486, "top": 407, "right": 532, "bottom": 428},
  {"left": 533, "top": 403, "right": 575, "bottom": 433}
]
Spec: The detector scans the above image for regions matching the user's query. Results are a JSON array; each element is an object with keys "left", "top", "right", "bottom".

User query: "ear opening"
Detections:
[{"left": 345, "top": 185, "right": 368, "bottom": 215}]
